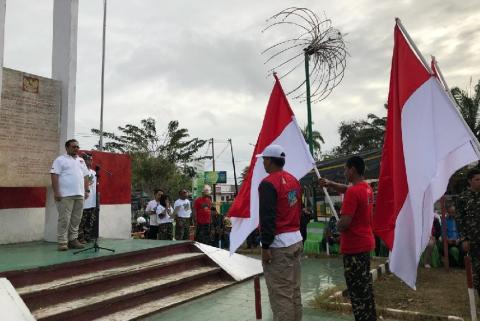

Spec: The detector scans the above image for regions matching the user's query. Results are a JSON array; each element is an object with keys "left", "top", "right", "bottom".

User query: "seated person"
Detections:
[
  {"left": 423, "top": 214, "right": 441, "bottom": 268},
  {"left": 325, "top": 215, "right": 340, "bottom": 246},
  {"left": 442, "top": 204, "right": 465, "bottom": 267},
  {"left": 132, "top": 216, "right": 148, "bottom": 239}
]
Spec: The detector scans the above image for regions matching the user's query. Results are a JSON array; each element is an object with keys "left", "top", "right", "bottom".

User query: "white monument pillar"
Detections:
[
  {"left": 44, "top": 0, "right": 79, "bottom": 242},
  {"left": 0, "top": 0, "right": 6, "bottom": 99}
]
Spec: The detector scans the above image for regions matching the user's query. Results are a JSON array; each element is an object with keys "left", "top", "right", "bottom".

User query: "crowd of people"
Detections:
[{"left": 133, "top": 185, "right": 232, "bottom": 248}]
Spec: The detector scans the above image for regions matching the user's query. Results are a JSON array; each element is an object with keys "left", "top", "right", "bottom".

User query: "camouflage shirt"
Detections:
[{"left": 456, "top": 189, "right": 480, "bottom": 245}]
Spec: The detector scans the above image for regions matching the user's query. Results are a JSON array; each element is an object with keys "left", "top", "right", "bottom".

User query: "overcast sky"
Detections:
[{"left": 4, "top": 0, "right": 480, "bottom": 184}]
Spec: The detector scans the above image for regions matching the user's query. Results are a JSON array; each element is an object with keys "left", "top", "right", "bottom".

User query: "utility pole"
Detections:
[
  {"left": 211, "top": 138, "right": 216, "bottom": 203},
  {"left": 98, "top": 0, "right": 107, "bottom": 151},
  {"left": 228, "top": 139, "right": 239, "bottom": 196}
]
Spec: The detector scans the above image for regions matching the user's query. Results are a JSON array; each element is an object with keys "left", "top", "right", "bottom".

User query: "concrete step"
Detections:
[
  {"left": 33, "top": 265, "right": 224, "bottom": 321},
  {"left": 92, "top": 280, "right": 234, "bottom": 321},
  {"left": 4, "top": 242, "right": 196, "bottom": 288},
  {"left": 18, "top": 252, "right": 205, "bottom": 297}
]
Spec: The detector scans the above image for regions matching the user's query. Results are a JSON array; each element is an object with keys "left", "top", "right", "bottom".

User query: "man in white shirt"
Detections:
[
  {"left": 145, "top": 189, "right": 163, "bottom": 239},
  {"left": 174, "top": 189, "right": 192, "bottom": 240},
  {"left": 50, "top": 139, "right": 90, "bottom": 251},
  {"left": 78, "top": 153, "right": 97, "bottom": 243}
]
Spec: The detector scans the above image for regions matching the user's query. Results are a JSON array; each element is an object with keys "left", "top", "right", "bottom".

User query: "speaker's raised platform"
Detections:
[{"left": 0, "top": 239, "right": 262, "bottom": 321}]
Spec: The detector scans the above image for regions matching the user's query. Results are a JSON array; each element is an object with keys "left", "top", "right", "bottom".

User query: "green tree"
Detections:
[
  {"left": 451, "top": 79, "right": 480, "bottom": 140},
  {"left": 92, "top": 118, "right": 208, "bottom": 195},
  {"left": 326, "top": 112, "right": 386, "bottom": 158},
  {"left": 301, "top": 124, "right": 325, "bottom": 160}
]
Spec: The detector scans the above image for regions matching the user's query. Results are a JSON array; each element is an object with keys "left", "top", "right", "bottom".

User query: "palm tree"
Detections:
[
  {"left": 451, "top": 79, "right": 480, "bottom": 140},
  {"left": 239, "top": 166, "right": 250, "bottom": 185},
  {"left": 301, "top": 124, "right": 325, "bottom": 160}
]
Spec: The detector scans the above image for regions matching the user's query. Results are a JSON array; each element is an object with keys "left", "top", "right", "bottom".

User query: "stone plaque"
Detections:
[{"left": 0, "top": 68, "right": 61, "bottom": 187}]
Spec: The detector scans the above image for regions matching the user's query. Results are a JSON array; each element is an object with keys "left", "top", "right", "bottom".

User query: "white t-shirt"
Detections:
[
  {"left": 156, "top": 205, "right": 174, "bottom": 224},
  {"left": 83, "top": 169, "right": 97, "bottom": 209},
  {"left": 270, "top": 231, "right": 303, "bottom": 248},
  {"left": 50, "top": 154, "right": 89, "bottom": 197},
  {"left": 173, "top": 199, "right": 192, "bottom": 218},
  {"left": 146, "top": 200, "right": 160, "bottom": 226}
]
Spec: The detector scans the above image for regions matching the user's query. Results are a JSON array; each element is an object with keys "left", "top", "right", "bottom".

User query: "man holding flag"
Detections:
[
  {"left": 228, "top": 75, "right": 316, "bottom": 320},
  {"left": 257, "top": 144, "right": 303, "bottom": 321},
  {"left": 320, "top": 156, "right": 377, "bottom": 321}
]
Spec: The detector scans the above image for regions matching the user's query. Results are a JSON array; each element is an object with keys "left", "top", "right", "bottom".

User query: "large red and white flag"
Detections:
[
  {"left": 228, "top": 76, "right": 315, "bottom": 253},
  {"left": 374, "top": 22, "right": 480, "bottom": 288}
]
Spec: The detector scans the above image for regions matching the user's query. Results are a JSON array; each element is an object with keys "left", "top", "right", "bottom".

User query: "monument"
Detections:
[{"left": 0, "top": 68, "right": 61, "bottom": 187}]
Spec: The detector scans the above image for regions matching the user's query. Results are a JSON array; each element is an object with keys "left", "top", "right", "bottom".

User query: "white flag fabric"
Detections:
[
  {"left": 228, "top": 76, "right": 315, "bottom": 254},
  {"left": 374, "top": 23, "right": 480, "bottom": 289}
]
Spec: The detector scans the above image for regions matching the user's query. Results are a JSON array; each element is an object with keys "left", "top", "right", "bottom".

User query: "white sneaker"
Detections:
[{"left": 424, "top": 264, "right": 431, "bottom": 269}]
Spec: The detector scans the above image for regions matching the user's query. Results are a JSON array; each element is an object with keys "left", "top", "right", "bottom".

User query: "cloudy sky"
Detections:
[{"left": 4, "top": 0, "right": 480, "bottom": 184}]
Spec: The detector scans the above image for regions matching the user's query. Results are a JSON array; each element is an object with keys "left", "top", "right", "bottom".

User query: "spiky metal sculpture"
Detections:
[{"left": 262, "top": 7, "right": 347, "bottom": 103}]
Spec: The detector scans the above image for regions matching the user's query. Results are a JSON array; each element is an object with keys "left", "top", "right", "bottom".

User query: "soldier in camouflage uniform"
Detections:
[
  {"left": 456, "top": 167, "right": 480, "bottom": 296},
  {"left": 320, "top": 156, "right": 376, "bottom": 321}
]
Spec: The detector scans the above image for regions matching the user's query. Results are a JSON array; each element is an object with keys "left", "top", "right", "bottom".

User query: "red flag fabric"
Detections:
[
  {"left": 374, "top": 22, "right": 480, "bottom": 288},
  {"left": 228, "top": 76, "right": 315, "bottom": 253}
]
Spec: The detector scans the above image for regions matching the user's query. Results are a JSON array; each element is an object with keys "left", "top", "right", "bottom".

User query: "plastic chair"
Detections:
[{"left": 304, "top": 222, "right": 326, "bottom": 254}]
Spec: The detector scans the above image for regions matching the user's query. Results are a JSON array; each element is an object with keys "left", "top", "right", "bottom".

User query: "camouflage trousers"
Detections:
[
  {"left": 78, "top": 208, "right": 96, "bottom": 242},
  {"left": 158, "top": 223, "right": 173, "bottom": 240},
  {"left": 343, "top": 252, "right": 377, "bottom": 321},
  {"left": 175, "top": 217, "right": 190, "bottom": 240},
  {"left": 471, "top": 246, "right": 480, "bottom": 296},
  {"left": 195, "top": 224, "right": 211, "bottom": 244}
]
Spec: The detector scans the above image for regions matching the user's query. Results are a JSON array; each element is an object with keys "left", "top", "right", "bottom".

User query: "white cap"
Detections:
[
  {"left": 136, "top": 217, "right": 146, "bottom": 224},
  {"left": 256, "top": 144, "right": 286, "bottom": 158}
]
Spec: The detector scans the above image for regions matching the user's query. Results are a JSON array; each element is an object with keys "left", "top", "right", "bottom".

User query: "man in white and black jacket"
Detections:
[{"left": 258, "top": 144, "right": 303, "bottom": 321}]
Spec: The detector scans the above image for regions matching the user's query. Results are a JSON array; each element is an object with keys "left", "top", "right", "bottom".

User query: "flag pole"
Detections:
[
  {"left": 99, "top": 0, "right": 107, "bottom": 151},
  {"left": 314, "top": 167, "right": 339, "bottom": 221},
  {"left": 395, "top": 18, "right": 432, "bottom": 74}
]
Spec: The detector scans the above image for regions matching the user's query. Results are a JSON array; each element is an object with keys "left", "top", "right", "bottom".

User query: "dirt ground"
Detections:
[
  {"left": 373, "top": 267, "right": 477, "bottom": 319},
  {"left": 320, "top": 266, "right": 478, "bottom": 320}
]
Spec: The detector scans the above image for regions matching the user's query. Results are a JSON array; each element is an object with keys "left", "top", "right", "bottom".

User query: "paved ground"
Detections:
[{"left": 144, "top": 257, "right": 354, "bottom": 321}]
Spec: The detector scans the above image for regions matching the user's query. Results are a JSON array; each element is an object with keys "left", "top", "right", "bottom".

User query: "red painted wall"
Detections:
[{"left": 0, "top": 151, "right": 131, "bottom": 209}]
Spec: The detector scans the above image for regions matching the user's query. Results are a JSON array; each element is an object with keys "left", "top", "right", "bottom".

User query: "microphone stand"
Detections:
[{"left": 74, "top": 165, "right": 115, "bottom": 254}]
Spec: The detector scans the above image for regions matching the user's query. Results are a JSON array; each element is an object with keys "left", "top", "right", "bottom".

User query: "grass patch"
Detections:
[{"left": 313, "top": 266, "right": 478, "bottom": 320}]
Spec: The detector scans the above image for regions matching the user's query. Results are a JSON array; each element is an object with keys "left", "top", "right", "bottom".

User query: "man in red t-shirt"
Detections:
[
  {"left": 193, "top": 186, "right": 213, "bottom": 244},
  {"left": 320, "top": 156, "right": 376, "bottom": 321}
]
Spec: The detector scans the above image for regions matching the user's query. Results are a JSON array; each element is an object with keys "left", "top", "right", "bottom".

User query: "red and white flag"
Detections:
[
  {"left": 228, "top": 76, "right": 315, "bottom": 253},
  {"left": 374, "top": 22, "right": 480, "bottom": 288}
]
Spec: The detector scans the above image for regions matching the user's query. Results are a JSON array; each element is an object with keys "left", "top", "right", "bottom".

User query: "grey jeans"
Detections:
[
  {"left": 263, "top": 241, "right": 303, "bottom": 321},
  {"left": 56, "top": 196, "right": 84, "bottom": 243}
]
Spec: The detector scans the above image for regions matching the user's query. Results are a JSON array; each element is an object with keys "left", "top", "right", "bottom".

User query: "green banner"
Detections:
[{"left": 204, "top": 171, "right": 227, "bottom": 184}]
